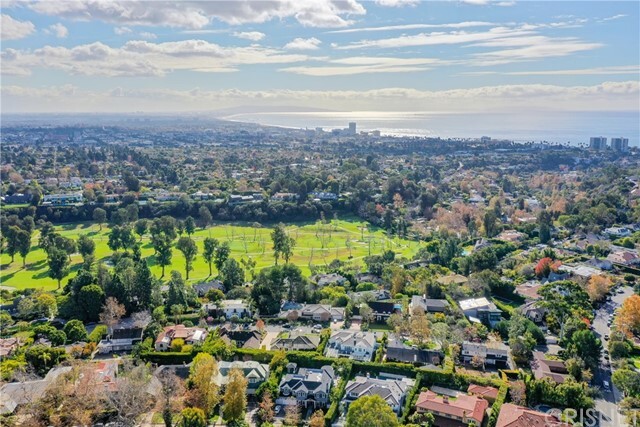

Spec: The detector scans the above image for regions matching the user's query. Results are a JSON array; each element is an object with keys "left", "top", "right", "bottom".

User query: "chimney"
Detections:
[{"left": 443, "top": 396, "right": 449, "bottom": 404}]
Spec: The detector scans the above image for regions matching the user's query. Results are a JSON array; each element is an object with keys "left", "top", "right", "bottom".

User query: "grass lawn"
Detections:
[{"left": 0, "top": 218, "right": 422, "bottom": 292}]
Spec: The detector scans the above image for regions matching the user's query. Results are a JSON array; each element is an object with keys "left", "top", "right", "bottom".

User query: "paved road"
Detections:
[{"left": 593, "top": 285, "right": 633, "bottom": 427}]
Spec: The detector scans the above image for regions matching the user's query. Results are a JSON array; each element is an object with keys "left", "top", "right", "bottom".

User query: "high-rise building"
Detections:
[
  {"left": 348, "top": 122, "right": 356, "bottom": 135},
  {"left": 610, "top": 137, "right": 629, "bottom": 152},
  {"left": 589, "top": 136, "right": 607, "bottom": 150}
]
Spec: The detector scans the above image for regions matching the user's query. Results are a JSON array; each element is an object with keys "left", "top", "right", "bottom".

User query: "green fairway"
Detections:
[{"left": 0, "top": 219, "right": 421, "bottom": 292}]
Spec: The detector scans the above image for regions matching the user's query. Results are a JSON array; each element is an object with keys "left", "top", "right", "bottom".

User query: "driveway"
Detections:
[{"left": 592, "top": 285, "right": 633, "bottom": 427}]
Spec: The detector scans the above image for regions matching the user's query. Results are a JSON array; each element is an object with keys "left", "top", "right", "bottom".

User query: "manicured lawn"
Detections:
[{"left": 0, "top": 218, "right": 422, "bottom": 292}]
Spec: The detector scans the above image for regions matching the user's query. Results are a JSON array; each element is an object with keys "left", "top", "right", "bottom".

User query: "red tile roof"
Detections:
[
  {"left": 496, "top": 403, "right": 571, "bottom": 427},
  {"left": 467, "top": 384, "right": 499, "bottom": 400},
  {"left": 415, "top": 391, "right": 488, "bottom": 424}
]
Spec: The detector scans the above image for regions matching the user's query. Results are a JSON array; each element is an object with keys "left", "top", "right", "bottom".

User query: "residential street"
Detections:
[{"left": 592, "top": 285, "right": 633, "bottom": 427}]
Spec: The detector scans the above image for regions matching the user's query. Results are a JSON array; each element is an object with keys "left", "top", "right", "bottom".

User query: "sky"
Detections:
[{"left": 1, "top": 0, "right": 639, "bottom": 114}]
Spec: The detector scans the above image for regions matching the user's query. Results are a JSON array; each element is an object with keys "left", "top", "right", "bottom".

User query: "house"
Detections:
[
  {"left": 410, "top": 295, "right": 450, "bottom": 313},
  {"left": 219, "top": 300, "right": 252, "bottom": 319},
  {"left": 272, "top": 192, "right": 299, "bottom": 202},
  {"left": 607, "top": 249, "right": 640, "bottom": 266},
  {"left": 355, "top": 273, "right": 383, "bottom": 285},
  {"left": 155, "top": 325, "right": 208, "bottom": 351},
  {"left": 436, "top": 274, "right": 469, "bottom": 286},
  {"left": 193, "top": 280, "right": 225, "bottom": 297},
  {"left": 344, "top": 374, "right": 414, "bottom": 414},
  {"left": 496, "top": 230, "right": 527, "bottom": 243},
  {"left": 467, "top": 384, "right": 500, "bottom": 403},
  {"left": 584, "top": 257, "right": 613, "bottom": 271},
  {"left": 515, "top": 280, "right": 543, "bottom": 301},
  {"left": 415, "top": 390, "right": 488, "bottom": 427},
  {"left": 496, "top": 403, "right": 571, "bottom": 427},
  {"left": 0, "top": 338, "right": 20, "bottom": 357},
  {"left": 278, "top": 363, "right": 335, "bottom": 409},
  {"left": 310, "top": 273, "right": 347, "bottom": 288},
  {"left": 531, "top": 351, "right": 568, "bottom": 384},
  {"left": 559, "top": 264, "right": 602, "bottom": 280},
  {"left": 219, "top": 325, "right": 263, "bottom": 349},
  {"left": 518, "top": 301, "right": 546, "bottom": 324},
  {"left": 42, "top": 192, "right": 84, "bottom": 205},
  {"left": 461, "top": 341, "right": 510, "bottom": 369},
  {"left": 310, "top": 191, "right": 338, "bottom": 201},
  {"left": 298, "top": 304, "right": 345, "bottom": 322},
  {"left": 604, "top": 226, "right": 632, "bottom": 238},
  {"left": 367, "top": 301, "right": 401, "bottom": 322},
  {"left": 385, "top": 335, "right": 444, "bottom": 366},
  {"left": 325, "top": 331, "right": 377, "bottom": 362},
  {"left": 2, "top": 193, "right": 32, "bottom": 204},
  {"left": 215, "top": 361, "right": 269, "bottom": 394},
  {"left": 271, "top": 333, "right": 321, "bottom": 351},
  {"left": 459, "top": 298, "right": 502, "bottom": 327},
  {"left": 98, "top": 325, "right": 144, "bottom": 354},
  {"left": 349, "top": 289, "right": 391, "bottom": 302}
]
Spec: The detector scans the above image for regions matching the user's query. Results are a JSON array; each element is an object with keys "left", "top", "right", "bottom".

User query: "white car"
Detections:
[{"left": 603, "top": 381, "right": 610, "bottom": 391}]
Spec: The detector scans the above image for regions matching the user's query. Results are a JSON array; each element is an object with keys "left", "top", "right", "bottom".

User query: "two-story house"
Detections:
[
  {"left": 278, "top": 363, "right": 335, "bottom": 409},
  {"left": 219, "top": 300, "right": 252, "bottom": 319},
  {"left": 415, "top": 390, "right": 488, "bottom": 427},
  {"left": 459, "top": 298, "right": 502, "bottom": 327},
  {"left": 271, "top": 333, "right": 321, "bottom": 351},
  {"left": 154, "top": 325, "right": 207, "bottom": 351},
  {"left": 324, "top": 331, "right": 377, "bottom": 362},
  {"left": 461, "top": 341, "right": 509, "bottom": 369},
  {"left": 410, "top": 295, "right": 450, "bottom": 313},
  {"left": 344, "top": 374, "right": 414, "bottom": 415},
  {"left": 215, "top": 361, "right": 269, "bottom": 394}
]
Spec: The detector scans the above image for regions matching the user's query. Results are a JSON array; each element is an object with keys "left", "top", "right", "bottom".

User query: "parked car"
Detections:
[
  {"left": 603, "top": 380, "right": 610, "bottom": 391},
  {"left": 604, "top": 334, "right": 610, "bottom": 340}
]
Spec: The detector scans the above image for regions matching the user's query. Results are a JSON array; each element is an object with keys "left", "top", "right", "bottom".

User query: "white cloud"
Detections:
[
  {"left": 45, "top": 23, "right": 69, "bottom": 38},
  {"left": 1, "top": 39, "right": 312, "bottom": 77},
  {"left": 602, "top": 14, "right": 627, "bottom": 21},
  {"left": 496, "top": 1, "right": 516, "bottom": 6},
  {"left": 2, "top": 81, "right": 638, "bottom": 113},
  {"left": 328, "top": 21, "right": 496, "bottom": 34},
  {"left": 335, "top": 26, "right": 534, "bottom": 50},
  {"left": 284, "top": 37, "right": 322, "bottom": 50},
  {"left": 463, "top": 65, "right": 640, "bottom": 76},
  {"left": 1, "top": 14, "right": 35, "bottom": 40},
  {"left": 233, "top": 31, "right": 266, "bottom": 41},
  {"left": 375, "top": 0, "right": 420, "bottom": 7},
  {"left": 460, "top": 0, "right": 490, "bottom": 5},
  {"left": 280, "top": 56, "right": 448, "bottom": 75},
  {"left": 29, "top": 0, "right": 367, "bottom": 29},
  {"left": 114, "top": 27, "right": 133, "bottom": 35},
  {"left": 472, "top": 37, "right": 603, "bottom": 65},
  {"left": 138, "top": 32, "right": 157, "bottom": 40}
]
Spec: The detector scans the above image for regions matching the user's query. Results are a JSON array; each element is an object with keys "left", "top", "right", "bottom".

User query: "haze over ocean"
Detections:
[{"left": 223, "top": 110, "right": 640, "bottom": 146}]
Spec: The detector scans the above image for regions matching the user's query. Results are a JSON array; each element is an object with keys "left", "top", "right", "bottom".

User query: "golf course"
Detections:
[{"left": 0, "top": 218, "right": 422, "bottom": 292}]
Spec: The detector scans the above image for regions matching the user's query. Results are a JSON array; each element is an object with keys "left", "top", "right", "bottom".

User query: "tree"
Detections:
[
  {"left": 176, "top": 236, "right": 198, "bottom": 280},
  {"left": 223, "top": 367, "right": 248, "bottom": 422},
  {"left": 77, "top": 234, "right": 96, "bottom": 262},
  {"left": 567, "top": 329, "right": 602, "bottom": 370},
  {"left": 180, "top": 408, "right": 206, "bottom": 427},
  {"left": 93, "top": 208, "right": 107, "bottom": 230},
  {"left": 100, "top": 297, "right": 126, "bottom": 334},
  {"left": 78, "top": 284, "right": 105, "bottom": 322},
  {"left": 134, "top": 219, "right": 149, "bottom": 241},
  {"left": 184, "top": 216, "right": 196, "bottom": 236},
  {"left": 214, "top": 241, "right": 231, "bottom": 271},
  {"left": 346, "top": 395, "right": 399, "bottom": 427},
  {"left": 154, "top": 234, "right": 173, "bottom": 278},
  {"left": 221, "top": 258, "right": 245, "bottom": 289},
  {"left": 271, "top": 223, "right": 288, "bottom": 265},
  {"left": 15, "top": 228, "right": 31, "bottom": 267},
  {"left": 284, "top": 404, "right": 300, "bottom": 426},
  {"left": 5, "top": 226, "right": 21, "bottom": 262},
  {"left": 167, "top": 271, "right": 189, "bottom": 309},
  {"left": 612, "top": 369, "right": 640, "bottom": 397},
  {"left": 203, "top": 237, "right": 219, "bottom": 277},
  {"left": 616, "top": 295, "right": 640, "bottom": 337},
  {"left": 106, "top": 363, "right": 153, "bottom": 426},
  {"left": 251, "top": 266, "right": 289, "bottom": 315},
  {"left": 409, "top": 308, "right": 431, "bottom": 346},
  {"left": 157, "top": 370, "right": 185, "bottom": 427},
  {"left": 198, "top": 205, "right": 213, "bottom": 229},
  {"left": 188, "top": 353, "right": 220, "bottom": 416},
  {"left": 257, "top": 391, "right": 275, "bottom": 424},
  {"left": 510, "top": 380, "right": 527, "bottom": 406},
  {"left": 483, "top": 210, "right": 498, "bottom": 238},
  {"left": 309, "top": 410, "right": 325, "bottom": 427},
  {"left": 47, "top": 246, "right": 70, "bottom": 289},
  {"left": 64, "top": 319, "right": 88, "bottom": 343},
  {"left": 586, "top": 275, "right": 612, "bottom": 303},
  {"left": 35, "top": 292, "right": 58, "bottom": 319}
]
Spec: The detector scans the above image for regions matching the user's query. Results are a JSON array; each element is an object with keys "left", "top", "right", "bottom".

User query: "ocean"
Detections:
[{"left": 221, "top": 110, "right": 640, "bottom": 146}]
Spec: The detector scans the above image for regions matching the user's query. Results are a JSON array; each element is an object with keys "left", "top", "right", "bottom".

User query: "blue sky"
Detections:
[{"left": 1, "top": 0, "right": 638, "bottom": 113}]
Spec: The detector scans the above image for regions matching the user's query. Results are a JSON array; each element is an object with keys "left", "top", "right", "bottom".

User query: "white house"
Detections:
[
  {"left": 219, "top": 300, "right": 252, "bottom": 319},
  {"left": 324, "top": 331, "right": 377, "bottom": 362}
]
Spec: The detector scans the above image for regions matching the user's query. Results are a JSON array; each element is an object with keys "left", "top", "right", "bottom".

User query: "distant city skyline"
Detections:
[{"left": 1, "top": 0, "right": 639, "bottom": 114}]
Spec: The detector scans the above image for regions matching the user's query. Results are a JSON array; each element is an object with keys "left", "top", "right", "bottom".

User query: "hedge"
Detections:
[
  {"left": 487, "top": 380, "right": 509, "bottom": 427},
  {"left": 324, "top": 362, "right": 352, "bottom": 426},
  {"left": 88, "top": 325, "right": 107, "bottom": 343},
  {"left": 399, "top": 372, "right": 423, "bottom": 424}
]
